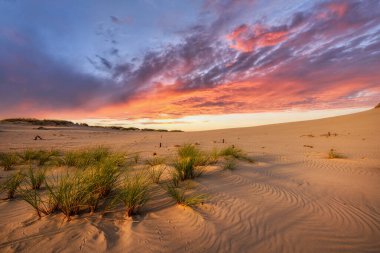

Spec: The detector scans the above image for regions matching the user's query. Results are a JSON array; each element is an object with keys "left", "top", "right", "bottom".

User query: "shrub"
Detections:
[
  {"left": 1, "top": 172, "right": 25, "bottom": 199},
  {"left": 0, "top": 152, "right": 18, "bottom": 171},
  {"left": 219, "top": 146, "right": 254, "bottom": 163},
  {"left": 166, "top": 183, "right": 206, "bottom": 207},
  {"left": 115, "top": 173, "right": 151, "bottom": 217}
]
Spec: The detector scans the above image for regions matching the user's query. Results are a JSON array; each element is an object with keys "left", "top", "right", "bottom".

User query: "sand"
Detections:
[{"left": 0, "top": 108, "right": 379, "bottom": 252}]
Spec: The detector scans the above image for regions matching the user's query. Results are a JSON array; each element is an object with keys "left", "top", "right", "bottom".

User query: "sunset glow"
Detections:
[{"left": 0, "top": 0, "right": 379, "bottom": 130}]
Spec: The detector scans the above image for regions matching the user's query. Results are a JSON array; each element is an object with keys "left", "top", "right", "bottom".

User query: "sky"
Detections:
[{"left": 0, "top": 0, "right": 379, "bottom": 131}]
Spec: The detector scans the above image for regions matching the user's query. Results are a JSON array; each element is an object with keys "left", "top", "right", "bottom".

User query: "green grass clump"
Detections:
[
  {"left": 35, "top": 150, "right": 60, "bottom": 166},
  {"left": 173, "top": 157, "right": 204, "bottom": 181},
  {"left": 18, "top": 149, "right": 60, "bottom": 166},
  {"left": 63, "top": 147, "right": 115, "bottom": 169},
  {"left": 178, "top": 144, "right": 202, "bottom": 158},
  {"left": 18, "top": 149, "right": 39, "bottom": 163},
  {"left": 219, "top": 146, "right": 254, "bottom": 163},
  {"left": 328, "top": 149, "right": 345, "bottom": 159},
  {"left": 173, "top": 144, "right": 209, "bottom": 181},
  {"left": 0, "top": 152, "right": 18, "bottom": 171},
  {"left": 147, "top": 165, "right": 166, "bottom": 184},
  {"left": 45, "top": 173, "right": 88, "bottom": 221},
  {"left": 82, "top": 163, "right": 121, "bottom": 213},
  {"left": 207, "top": 148, "right": 220, "bottom": 165},
  {"left": 26, "top": 167, "right": 46, "bottom": 190},
  {"left": 19, "top": 188, "right": 55, "bottom": 218},
  {"left": 166, "top": 183, "right": 206, "bottom": 207},
  {"left": 115, "top": 173, "right": 151, "bottom": 217},
  {"left": 223, "top": 158, "right": 237, "bottom": 171},
  {"left": 1, "top": 172, "right": 25, "bottom": 199}
]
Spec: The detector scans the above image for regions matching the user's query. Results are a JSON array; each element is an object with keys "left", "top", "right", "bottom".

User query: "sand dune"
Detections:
[{"left": 0, "top": 109, "right": 379, "bottom": 252}]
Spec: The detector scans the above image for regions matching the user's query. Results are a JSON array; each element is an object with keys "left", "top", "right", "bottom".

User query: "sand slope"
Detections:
[{"left": 0, "top": 109, "right": 379, "bottom": 252}]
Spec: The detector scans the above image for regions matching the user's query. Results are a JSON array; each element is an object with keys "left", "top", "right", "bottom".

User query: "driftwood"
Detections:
[{"left": 33, "top": 135, "right": 43, "bottom": 140}]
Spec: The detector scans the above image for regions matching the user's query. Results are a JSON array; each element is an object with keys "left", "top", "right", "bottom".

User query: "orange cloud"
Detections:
[{"left": 226, "top": 24, "right": 289, "bottom": 52}]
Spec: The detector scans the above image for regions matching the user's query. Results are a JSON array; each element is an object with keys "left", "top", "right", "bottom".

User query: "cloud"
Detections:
[
  {"left": 0, "top": 0, "right": 379, "bottom": 120},
  {"left": 0, "top": 27, "right": 113, "bottom": 117},
  {"left": 226, "top": 24, "right": 289, "bottom": 52}
]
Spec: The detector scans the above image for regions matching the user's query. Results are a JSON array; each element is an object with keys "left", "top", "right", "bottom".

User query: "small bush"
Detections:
[
  {"left": 219, "top": 146, "right": 254, "bottom": 163},
  {"left": 115, "top": 173, "right": 151, "bottom": 217},
  {"left": 1, "top": 172, "right": 25, "bottom": 199},
  {"left": 0, "top": 152, "right": 18, "bottom": 170},
  {"left": 166, "top": 184, "right": 206, "bottom": 207},
  {"left": 26, "top": 167, "right": 46, "bottom": 190},
  {"left": 328, "top": 149, "right": 344, "bottom": 159}
]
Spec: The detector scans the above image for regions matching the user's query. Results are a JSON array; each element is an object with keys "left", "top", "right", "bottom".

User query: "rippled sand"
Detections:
[{"left": 0, "top": 109, "right": 379, "bottom": 252}]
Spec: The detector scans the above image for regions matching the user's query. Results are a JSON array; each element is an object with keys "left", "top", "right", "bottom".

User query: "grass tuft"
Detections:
[
  {"left": 45, "top": 173, "right": 88, "bottom": 221},
  {"left": 147, "top": 165, "right": 166, "bottom": 184},
  {"left": 19, "top": 187, "right": 55, "bottom": 218},
  {"left": 173, "top": 144, "right": 209, "bottom": 181},
  {"left": 1, "top": 172, "right": 25, "bottom": 199},
  {"left": 26, "top": 167, "right": 46, "bottom": 190},
  {"left": 0, "top": 152, "right": 18, "bottom": 171},
  {"left": 82, "top": 162, "right": 121, "bottom": 213},
  {"left": 115, "top": 173, "right": 151, "bottom": 217},
  {"left": 219, "top": 146, "right": 254, "bottom": 163},
  {"left": 166, "top": 183, "right": 206, "bottom": 207},
  {"left": 223, "top": 158, "right": 237, "bottom": 171},
  {"left": 328, "top": 149, "right": 345, "bottom": 159},
  {"left": 63, "top": 146, "right": 115, "bottom": 169}
]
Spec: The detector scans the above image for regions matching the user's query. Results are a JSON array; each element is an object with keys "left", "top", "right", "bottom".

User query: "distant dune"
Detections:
[{"left": 0, "top": 108, "right": 379, "bottom": 252}]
